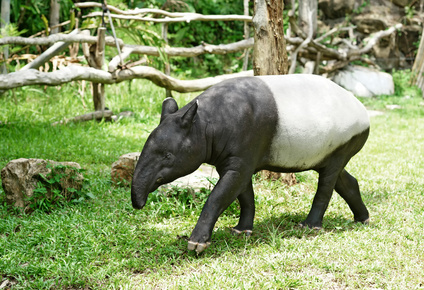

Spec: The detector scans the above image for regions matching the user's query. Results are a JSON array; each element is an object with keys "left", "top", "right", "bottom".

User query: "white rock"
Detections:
[{"left": 332, "top": 65, "right": 394, "bottom": 97}]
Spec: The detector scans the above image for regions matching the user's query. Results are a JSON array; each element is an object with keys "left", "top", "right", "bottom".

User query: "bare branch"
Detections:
[
  {"left": 108, "top": 38, "right": 254, "bottom": 71},
  {"left": 75, "top": 2, "right": 190, "bottom": 17},
  {"left": 0, "top": 31, "right": 124, "bottom": 47},
  {"left": 83, "top": 11, "right": 252, "bottom": 23},
  {"left": 0, "top": 65, "right": 253, "bottom": 93},
  {"left": 289, "top": 10, "right": 315, "bottom": 74},
  {"left": 314, "top": 26, "right": 356, "bottom": 43},
  {"left": 347, "top": 24, "right": 403, "bottom": 58},
  {"left": 21, "top": 30, "right": 79, "bottom": 71},
  {"left": 52, "top": 110, "right": 114, "bottom": 126},
  {"left": 75, "top": 2, "right": 252, "bottom": 22}
]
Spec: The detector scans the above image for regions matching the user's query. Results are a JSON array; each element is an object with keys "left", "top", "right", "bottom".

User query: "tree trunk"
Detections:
[
  {"left": 252, "top": 0, "right": 296, "bottom": 185},
  {"left": 1, "top": 0, "right": 10, "bottom": 74},
  {"left": 49, "top": 0, "right": 60, "bottom": 34},
  {"left": 252, "top": 0, "right": 288, "bottom": 75},
  {"left": 298, "top": 0, "right": 317, "bottom": 37},
  {"left": 242, "top": 0, "right": 250, "bottom": 71},
  {"left": 412, "top": 32, "right": 424, "bottom": 98}
]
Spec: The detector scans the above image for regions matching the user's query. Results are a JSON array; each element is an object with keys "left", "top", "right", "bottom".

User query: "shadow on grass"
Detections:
[{"left": 141, "top": 211, "right": 369, "bottom": 264}]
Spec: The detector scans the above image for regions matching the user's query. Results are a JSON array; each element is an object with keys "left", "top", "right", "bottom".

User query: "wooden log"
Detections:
[
  {"left": 347, "top": 24, "right": 403, "bottom": 58},
  {"left": 52, "top": 110, "right": 114, "bottom": 126},
  {"left": 21, "top": 30, "right": 79, "bottom": 71},
  {"left": 83, "top": 11, "right": 252, "bottom": 23},
  {"left": 49, "top": 0, "right": 60, "bottom": 34},
  {"left": 0, "top": 65, "right": 254, "bottom": 92},
  {"left": 411, "top": 33, "right": 424, "bottom": 89},
  {"left": 0, "top": 33, "right": 124, "bottom": 48},
  {"left": 92, "top": 27, "right": 106, "bottom": 111},
  {"left": 1, "top": 0, "right": 10, "bottom": 74},
  {"left": 108, "top": 38, "right": 254, "bottom": 71},
  {"left": 74, "top": 2, "right": 252, "bottom": 21},
  {"left": 242, "top": 0, "right": 250, "bottom": 71}
]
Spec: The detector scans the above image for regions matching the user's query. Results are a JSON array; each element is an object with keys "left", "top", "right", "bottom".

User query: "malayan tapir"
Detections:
[{"left": 131, "top": 74, "right": 370, "bottom": 253}]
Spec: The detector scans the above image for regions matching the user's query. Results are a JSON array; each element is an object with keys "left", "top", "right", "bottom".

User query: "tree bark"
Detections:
[
  {"left": 242, "top": 0, "right": 250, "bottom": 71},
  {"left": 252, "top": 0, "right": 295, "bottom": 185},
  {"left": 52, "top": 110, "right": 114, "bottom": 126},
  {"left": 49, "top": 0, "right": 60, "bottom": 34},
  {"left": 1, "top": 0, "right": 10, "bottom": 74},
  {"left": 252, "top": 0, "right": 288, "bottom": 75},
  {"left": 298, "top": 0, "right": 317, "bottom": 37},
  {"left": 0, "top": 65, "right": 253, "bottom": 92},
  {"left": 92, "top": 27, "right": 106, "bottom": 111},
  {"left": 21, "top": 30, "right": 79, "bottom": 71},
  {"left": 83, "top": 11, "right": 252, "bottom": 23}
]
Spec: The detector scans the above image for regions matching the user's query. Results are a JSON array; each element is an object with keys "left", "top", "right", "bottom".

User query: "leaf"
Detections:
[
  {"left": 173, "top": 26, "right": 191, "bottom": 43},
  {"left": 38, "top": 173, "right": 49, "bottom": 182}
]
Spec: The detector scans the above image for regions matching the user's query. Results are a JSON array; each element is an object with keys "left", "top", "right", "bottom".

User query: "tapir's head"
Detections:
[{"left": 131, "top": 98, "right": 204, "bottom": 209}]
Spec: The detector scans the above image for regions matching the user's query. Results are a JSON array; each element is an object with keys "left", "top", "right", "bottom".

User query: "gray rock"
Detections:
[
  {"left": 392, "top": 0, "right": 412, "bottom": 7},
  {"left": 167, "top": 164, "right": 219, "bottom": 190},
  {"left": 111, "top": 152, "right": 219, "bottom": 190},
  {"left": 319, "top": 0, "right": 356, "bottom": 19},
  {"left": 111, "top": 152, "right": 140, "bottom": 185},
  {"left": 1, "top": 158, "right": 83, "bottom": 209},
  {"left": 332, "top": 65, "right": 394, "bottom": 97}
]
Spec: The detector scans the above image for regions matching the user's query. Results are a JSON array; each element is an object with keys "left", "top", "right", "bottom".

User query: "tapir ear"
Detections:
[
  {"left": 181, "top": 100, "right": 198, "bottom": 128},
  {"left": 160, "top": 97, "right": 179, "bottom": 123}
]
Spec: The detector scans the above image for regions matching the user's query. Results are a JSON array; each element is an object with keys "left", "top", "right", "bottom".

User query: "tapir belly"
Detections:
[{"left": 257, "top": 75, "right": 370, "bottom": 171}]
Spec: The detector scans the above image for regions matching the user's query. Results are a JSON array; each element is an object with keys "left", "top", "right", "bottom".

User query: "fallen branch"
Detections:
[
  {"left": 0, "top": 31, "right": 124, "bottom": 47},
  {"left": 75, "top": 2, "right": 192, "bottom": 17},
  {"left": 289, "top": 10, "right": 314, "bottom": 74},
  {"left": 0, "top": 65, "right": 253, "bottom": 93},
  {"left": 83, "top": 11, "right": 252, "bottom": 23},
  {"left": 287, "top": 9, "right": 403, "bottom": 71},
  {"left": 52, "top": 110, "right": 114, "bottom": 126},
  {"left": 347, "top": 24, "right": 403, "bottom": 58},
  {"left": 1, "top": 32, "right": 253, "bottom": 71},
  {"left": 108, "top": 38, "right": 254, "bottom": 71},
  {"left": 21, "top": 30, "right": 79, "bottom": 71}
]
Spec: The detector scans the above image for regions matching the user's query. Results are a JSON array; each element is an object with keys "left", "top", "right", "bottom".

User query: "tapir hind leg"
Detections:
[
  {"left": 335, "top": 169, "right": 369, "bottom": 223},
  {"left": 301, "top": 166, "right": 341, "bottom": 229},
  {"left": 231, "top": 179, "right": 255, "bottom": 235}
]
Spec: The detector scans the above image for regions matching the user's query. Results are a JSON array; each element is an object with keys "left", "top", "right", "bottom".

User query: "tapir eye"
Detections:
[
  {"left": 156, "top": 177, "right": 164, "bottom": 184},
  {"left": 162, "top": 152, "right": 175, "bottom": 165}
]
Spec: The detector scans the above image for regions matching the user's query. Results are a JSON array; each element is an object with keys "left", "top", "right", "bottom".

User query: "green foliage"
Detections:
[
  {"left": 392, "top": 69, "right": 420, "bottom": 96},
  {"left": 26, "top": 163, "right": 90, "bottom": 213},
  {"left": 0, "top": 72, "right": 424, "bottom": 288},
  {"left": 9, "top": 0, "right": 74, "bottom": 37},
  {"left": 167, "top": 0, "right": 249, "bottom": 77},
  {"left": 404, "top": 5, "right": 417, "bottom": 20},
  {"left": 352, "top": 0, "right": 371, "bottom": 14}
]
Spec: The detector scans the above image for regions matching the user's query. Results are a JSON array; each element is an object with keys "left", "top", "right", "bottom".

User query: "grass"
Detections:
[{"left": 1, "top": 73, "right": 424, "bottom": 289}]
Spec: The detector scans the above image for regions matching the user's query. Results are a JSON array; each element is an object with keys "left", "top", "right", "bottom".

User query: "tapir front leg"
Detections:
[{"left": 188, "top": 169, "right": 252, "bottom": 253}]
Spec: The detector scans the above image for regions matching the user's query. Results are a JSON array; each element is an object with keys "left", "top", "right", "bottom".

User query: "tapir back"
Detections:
[{"left": 257, "top": 75, "right": 370, "bottom": 171}]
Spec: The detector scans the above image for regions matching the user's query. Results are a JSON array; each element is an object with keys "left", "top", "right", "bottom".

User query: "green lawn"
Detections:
[{"left": 1, "top": 75, "right": 424, "bottom": 289}]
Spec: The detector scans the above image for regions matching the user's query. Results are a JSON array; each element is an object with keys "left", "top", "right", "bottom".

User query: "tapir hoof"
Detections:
[
  {"left": 299, "top": 221, "right": 322, "bottom": 230},
  {"left": 355, "top": 217, "right": 370, "bottom": 225},
  {"left": 187, "top": 240, "right": 211, "bottom": 254},
  {"left": 231, "top": 228, "right": 253, "bottom": 236}
]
